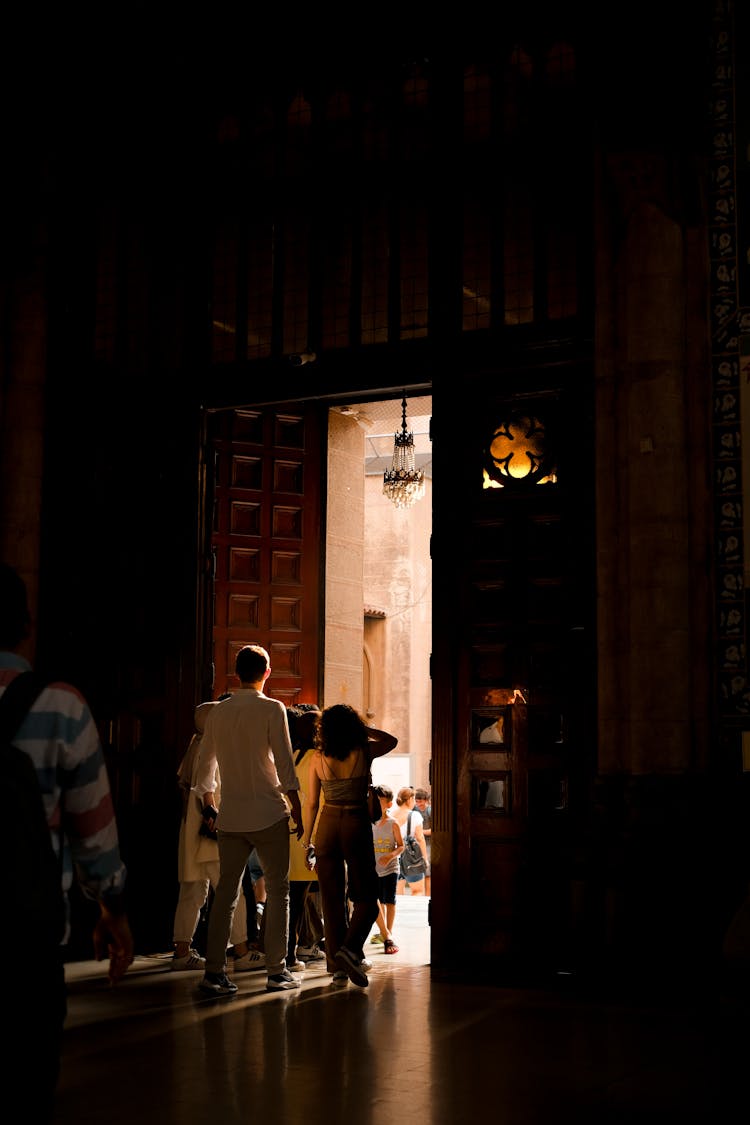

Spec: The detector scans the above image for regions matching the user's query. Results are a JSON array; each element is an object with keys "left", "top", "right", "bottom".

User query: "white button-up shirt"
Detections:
[{"left": 195, "top": 688, "right": 299, "bottom": 832}]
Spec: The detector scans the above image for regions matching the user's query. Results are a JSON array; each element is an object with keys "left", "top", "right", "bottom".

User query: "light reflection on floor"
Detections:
[{"left": 53, "top": 894, "right": 724, "bottom": 1124}]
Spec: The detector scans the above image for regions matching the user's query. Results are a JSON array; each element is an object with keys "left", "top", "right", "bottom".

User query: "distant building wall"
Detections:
[
  {"left": 363, "top": 473, "right": 432, "bottom": 792},
  {"left": 324, "top": 411, "right": 365, "bottom": 712}
]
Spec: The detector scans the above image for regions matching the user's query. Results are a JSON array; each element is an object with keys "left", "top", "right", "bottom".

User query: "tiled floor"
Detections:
[{"left": 52, "top": 894, "right": 734, "bottom": 1124}]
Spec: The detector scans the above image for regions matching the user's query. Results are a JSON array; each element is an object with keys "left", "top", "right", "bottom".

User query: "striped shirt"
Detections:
[{"left": 0, "top": 652, "right": 127, "bottom": 939}]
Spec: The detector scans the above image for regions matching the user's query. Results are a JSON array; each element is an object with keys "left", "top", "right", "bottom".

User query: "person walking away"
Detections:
[
  {"left": 286, "top": 704, "right": 327, "bottom": 970},
  {"left": 414, "top": 788, "right": 432, "bottom": 896},
  {"left": 195, "top": 644, "right": 304, "bottom": 994},
  {"left": 0, "top": 562, "right": 134, "bottom": 1121},
  {"left": 393, "top": 786, "right": 429, "bottom": 896},
  {"left": 372, "top": 784, "right": 404, "bottom": 954},
  {"left": 172, "top": 700, "right": 261, "bottom": 972},
  {"left": 302, "top": 703, "right": 397, "bottom": 987}
]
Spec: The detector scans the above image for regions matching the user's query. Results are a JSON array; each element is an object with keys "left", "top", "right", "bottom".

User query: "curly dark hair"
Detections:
[{"left": 315, "top": 703, "right": 370, "bottom": 761}]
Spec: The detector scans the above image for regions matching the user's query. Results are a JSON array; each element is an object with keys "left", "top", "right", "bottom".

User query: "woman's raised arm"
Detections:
[{"left": 366, "top": 727, "right": 398, "bottom": 759}]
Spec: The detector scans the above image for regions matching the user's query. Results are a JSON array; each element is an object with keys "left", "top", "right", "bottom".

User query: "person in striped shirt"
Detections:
[{"left": 0, "top": 562, "right": 134, "bottom": 1120}]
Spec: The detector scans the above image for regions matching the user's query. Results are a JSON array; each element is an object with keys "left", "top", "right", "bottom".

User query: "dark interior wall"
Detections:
[
  {"left": 28, "top": 98, "right": 216, "bottom": 950},
  {"left": 1, "top": 9, "right": 740, "bottom": 978},
  {"left": 37, "top": 375, "right": 205, "bottom": 952}
]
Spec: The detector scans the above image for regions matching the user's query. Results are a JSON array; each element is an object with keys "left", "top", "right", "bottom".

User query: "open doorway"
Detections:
[
  {"left": 327, "top": 396, "right": 432, "bottom": 798},
  {"left": 206, "top": 394, "right": 432, "bottom": 792}
]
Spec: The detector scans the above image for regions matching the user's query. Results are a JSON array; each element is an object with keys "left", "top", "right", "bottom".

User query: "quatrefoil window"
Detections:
[{"left": 483, "top": 414, "right": 557, "bottom": 489}]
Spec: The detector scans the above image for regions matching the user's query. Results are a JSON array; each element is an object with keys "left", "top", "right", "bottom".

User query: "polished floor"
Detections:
[{"left": 52, "top": 893, "right": 737, "bottom": 1125}]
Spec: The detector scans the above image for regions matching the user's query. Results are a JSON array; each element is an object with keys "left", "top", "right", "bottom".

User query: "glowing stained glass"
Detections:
[{"left": 483, "top": 415, "right": 557, "bottom": 488}]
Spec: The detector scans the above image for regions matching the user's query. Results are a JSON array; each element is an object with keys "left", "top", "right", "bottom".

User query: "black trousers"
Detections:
[{"left": 4, "top": 943, "right": 66, "bottom": 1121}]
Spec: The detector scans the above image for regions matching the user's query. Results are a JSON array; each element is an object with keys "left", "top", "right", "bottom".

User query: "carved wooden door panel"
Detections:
[
  {"left": 455, "top": 479, "right": 567, "bottom": 968},
  {"left": 209, "top": 405, "right": 324, "bottom": 706},
  {"left": 432, "top": 387, "right": 594, "bottom": 979}
]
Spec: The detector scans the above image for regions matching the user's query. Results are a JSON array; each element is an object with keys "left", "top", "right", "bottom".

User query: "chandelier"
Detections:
[{"left": 383, "top": 394, "right": 425, "bottom": 509}]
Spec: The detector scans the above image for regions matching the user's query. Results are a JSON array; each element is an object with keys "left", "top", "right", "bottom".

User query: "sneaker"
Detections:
[
  {"left": 266, "top": 969, "right": 302, "bottom": 992},
  {"left": 334, "top": 946, "right": 369, "bottom": 988},
  {"left": 232, "top": 949, "right": 266, "bottom": 972},
  {"left": 297, "top": 943, "right": 326, "bottom": 962},
  {"left": 199, "top": 971, "right": 238, "bottom": 995},
  {"left": 360, "top": 957, "right": 373, "bottom": 972},
  {"left": 331, "top": 970, "right": 348, "bottom": 983},
  {"left": 170, "top": 949, "right": 206, "bottom": 971},
  {"left": 370, "top": 933, "right": 384, "bottom": 945},
  {"left": 287, "top": 958, "right": 306, "bottom": 973},
  {"left": 383, "top": 939, "right": 399, "bottom": 955}
]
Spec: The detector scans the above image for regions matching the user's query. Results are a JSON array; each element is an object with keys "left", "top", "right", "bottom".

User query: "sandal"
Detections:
[{"left": 383, "top": 938, "right": 398, "bottom": 954}]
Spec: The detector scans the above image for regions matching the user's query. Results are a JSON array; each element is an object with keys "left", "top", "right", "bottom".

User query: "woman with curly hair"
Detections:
[{"left": 302, "top": 703, "right": 397, "bottom": 987}]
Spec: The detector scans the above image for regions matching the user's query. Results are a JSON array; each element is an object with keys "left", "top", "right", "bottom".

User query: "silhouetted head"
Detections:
[
  {"left": 287, "top": 703, "right": 321, "bottom": 751},
  {"left": 0, "top": 563, "right": 31, "bottom": 649},
  {"left": 235, "top": 644, "right": 270, "bottom": 684},
  {"left": 374, "top": 783, "right": 393, "bottom": 807}
]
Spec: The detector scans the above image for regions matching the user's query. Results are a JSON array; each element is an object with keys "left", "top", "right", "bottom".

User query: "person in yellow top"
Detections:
[{"left": 285, "top": 704, "right": 325, "bottom": 971}]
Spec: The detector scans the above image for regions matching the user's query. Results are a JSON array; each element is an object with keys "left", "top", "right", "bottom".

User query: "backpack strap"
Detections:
[{"left": 0, "top": 671, "right": 47, "bottom": 742}]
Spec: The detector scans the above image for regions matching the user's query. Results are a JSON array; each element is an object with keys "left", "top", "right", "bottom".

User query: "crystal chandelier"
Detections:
[{"left": 383, "top": 394, "right": 426, "bottom": 509}]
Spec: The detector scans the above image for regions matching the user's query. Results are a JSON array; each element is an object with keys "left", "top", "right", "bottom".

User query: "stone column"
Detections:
[
  {"left": 324, "top": 410, "right": 366, "bottom": 710},
  {"left": 596, "top": 150, "right": 710, "bottom": 775},
  {"left": 591, "top": 148, "right": 714, "bottom": 984}
]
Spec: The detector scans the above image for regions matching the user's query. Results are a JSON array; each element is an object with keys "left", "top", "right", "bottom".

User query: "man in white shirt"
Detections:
[{"left": 196, "top": 645, "right": 304, "bottom": 994}]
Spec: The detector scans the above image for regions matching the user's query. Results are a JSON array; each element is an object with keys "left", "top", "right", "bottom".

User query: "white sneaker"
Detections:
[
  {"left": 334, "top": 947, "right": 368, "bottom": 988},
  {"left": 297, "top": 943, "right": 326, "bottom": 962},
  {"left": 232, "top": 949, "right": 266, "bottom": 972},
  {"left": 266, "top": 969, "right": 301, "bottom": 992},
  {"left": 360, "top": 957, "right": 373, "bottom": 972},
  {"left": 287, "top": 958, "right": 306, "bottom": 973},
  {"left": 170, "top": 949, "right": 206, "bottom": 971}
]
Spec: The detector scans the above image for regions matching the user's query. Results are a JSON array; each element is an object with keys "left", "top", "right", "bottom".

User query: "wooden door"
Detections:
[
  {"left": 432, "top": 383, "right": 594, "bottom": 980},
  {"left": 455, "top": 481, "right": 570, "bottom": 968},
  {"left": 209, "top": 405, "right": 324, "bottom": 706}
]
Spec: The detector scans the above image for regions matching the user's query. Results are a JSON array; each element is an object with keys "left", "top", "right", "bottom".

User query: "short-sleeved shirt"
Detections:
[
  {"left": 373, "top": 815, "right": 400, "bottom": 876},
  {"left": 0, "top": 651, "right": 127, "bottom": 936}
]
